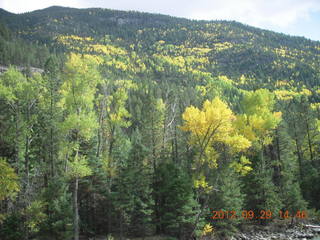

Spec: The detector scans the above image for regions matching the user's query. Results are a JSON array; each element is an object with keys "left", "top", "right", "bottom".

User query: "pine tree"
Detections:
[
  {"left": 41, "top": 178, "right": 73, "bottom": 239},
  {"left": 154, "top": 162, "right": 201, "bottom": 239},
  {"left": 209, "top": 165, "right": 245, "bottom": 236},
  {"left": 273, "top": 122, "right": 307, "bottom": 217}
]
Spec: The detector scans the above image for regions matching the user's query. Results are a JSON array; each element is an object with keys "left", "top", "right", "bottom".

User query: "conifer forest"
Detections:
[{"left": 0, "top": 6, "right": 320, "bottom": 240}]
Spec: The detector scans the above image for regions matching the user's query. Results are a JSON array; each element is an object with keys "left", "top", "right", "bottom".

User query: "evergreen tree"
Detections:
[
  {"left": 209, "top": 165, "right": 245, "bottom": 236},
  {"left": 273, "top": 122, "right": 307, "bottom": 216},
  {"left": 106, "top": 129, "right": 153, "bottom": 238},
  {"left": 154, "top": 162, "right": 202, "bottom": 239}
]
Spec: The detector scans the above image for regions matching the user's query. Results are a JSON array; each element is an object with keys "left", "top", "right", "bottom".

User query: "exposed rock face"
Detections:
[
  {"left": 0, "top": 65, "right": 44, "bottom": 74},
  {"left": 108, "top": 16, "right": 140, "bottom": 25}
]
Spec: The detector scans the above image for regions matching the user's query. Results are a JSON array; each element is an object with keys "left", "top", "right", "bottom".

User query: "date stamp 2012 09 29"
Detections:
[{"left": 211, "top": 210, "right": 308, "bottom": 220}]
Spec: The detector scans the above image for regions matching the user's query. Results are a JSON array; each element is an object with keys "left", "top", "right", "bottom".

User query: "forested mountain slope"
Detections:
[
  {"left": 1, "top": 6, "right": 320, "bottom": 87},
  {"left": 0, "top": 21, "right": 52, "bottom": 67},
  {"left": 0, "top": 6, "right": 320, "bottom": 240}
]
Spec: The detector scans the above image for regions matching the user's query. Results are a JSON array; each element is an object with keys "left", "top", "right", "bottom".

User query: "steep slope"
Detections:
[
  {"left": 0, "top": 21, "right": 51, "bottom": 67},
  {"left": 0, "top": 6, "right": 319, "bottom": 87},
  {"left": 1, "top": 7, "right": 320, "bottom": 240}
]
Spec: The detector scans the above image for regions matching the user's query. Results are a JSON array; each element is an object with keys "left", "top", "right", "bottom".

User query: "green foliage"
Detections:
[
  {"left": 0, "top": 157, "right": 19, "bottom": 200},
  {"left": 67, "top": 154, "right": 92, "bottom": 179},
  {"left": 107, "top": 80, "right": 136, "bottom": 127},
  {"left": 0, "top": 66, "right": 28, "bottom": 102},
  {"left": 244, "top": 156, "right": 283, "bottom": 223},
  {"left": 2, "top": 6, "right": 320, "bottom": 88},
  {"left": 275, "top": 123, "right": 307, "bottom": 213},
  {"left": 1, "top": 5, "right": 320, "bottom": 240},
  {"left": 41, "top": 179, "right": 73, "bottom": 240},
  {"left": 235, "top": 89, "right": 282, "bottom": 147},
  {"left": 126, "top": 130, "right": 154, "bottom": 237},
  {"left": 230, "top": 155, "right": 253, "bottom": 176},
  {"left": 25, "top": 200, "right": 47, "bottom": 234},
  {"left": 0, "top": 212, "right": 24, "bottom": 240},
  {"left": 0, "top": 22, "right": 51, "bottom": 67},
  {"left": 154, "top": 162, "right": 202, "bottom": 238},
  {"left": 301, "top": 166, "right": 320, "bottom": 209},
  {"left": 115, "top": 161, "right": 154, "bottom": 237},
  {"left": 59, "top": 53, "right": 101, "bottom": 118},
  {"left": 209, "top": 166, "right": 245, "bottom": 236}
]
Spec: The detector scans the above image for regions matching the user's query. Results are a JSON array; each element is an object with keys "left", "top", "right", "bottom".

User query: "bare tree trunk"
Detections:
[
  {"left": 119, "top": 211, "right": 124, "bottom": 240},
  {"left": 174, "top": 124, "right": 178, "bottom": 163},
  {"left": 305, "top": 121, "right": 314, "bottom": 162},
  {"left": 25, "top": 135, "right": 30, "bottom": 186},
  {"left": 293, "top": 121, "right": 303, "bottom": 180},
  {"left": 74, "top": 177, "right": 79, "bottom": 240},
  {"left": 50, "top": 87, "right": 54, "bottom": 177}
]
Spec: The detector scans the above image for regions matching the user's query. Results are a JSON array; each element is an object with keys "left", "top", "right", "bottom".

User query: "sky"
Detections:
[{"left": 1, "top": 0, "right": 320, "bottom": 41}]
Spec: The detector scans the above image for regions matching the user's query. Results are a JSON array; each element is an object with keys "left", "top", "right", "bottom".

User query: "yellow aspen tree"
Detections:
[
  {"left": 235, "top": 89, "right": 282, "bottom": 170},
  {"left": 59, "top": 53, "right": 100, "bottom": 240},
  {"left": 181, "top": 97, "right": 251, "bottom": 189}
]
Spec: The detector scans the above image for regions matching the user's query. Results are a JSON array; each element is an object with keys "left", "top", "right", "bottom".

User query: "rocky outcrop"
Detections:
[
  {"left": 230, "top": 225, "right": 320, "bottom": 240},
  {"left": 0, "top": 65, "right": 44, "bottom": 74}
]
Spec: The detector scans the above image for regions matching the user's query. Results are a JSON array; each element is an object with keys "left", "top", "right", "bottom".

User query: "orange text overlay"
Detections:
[{"left": 211, "top": 210, "right": 308, "bottom": 220}]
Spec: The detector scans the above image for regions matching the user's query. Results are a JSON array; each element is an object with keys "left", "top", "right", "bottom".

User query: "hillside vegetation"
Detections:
[{"left": 0, "top": 6, "right": 320, "bottom": 240}]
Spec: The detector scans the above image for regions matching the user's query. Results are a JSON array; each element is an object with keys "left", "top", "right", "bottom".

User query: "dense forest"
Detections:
[{"left": 0, "top": 6, "right": 320, "bottom": 240}]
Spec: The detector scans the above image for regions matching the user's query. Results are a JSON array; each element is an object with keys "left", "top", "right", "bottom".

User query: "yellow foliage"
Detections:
[
  {"left": 56, "top": 35, "right": 93, "bottom": 46},
  {"left": 274, "top": 88, "right": 312, "bottom": 101},
  {"left": 196, "top": 85, "right": 207, "bottom": 96},
  {"left": 300, "top": 88, "right": 312, "bottom": 96},
  {"left": 218, "top": 75, "right": 234, "bottom": 85},
  {"left": 192, "top": 47, "right": 212, "bottom": 54},
  {"left": 235, "top": 115, "right": 257, "bottom": 142},
  {"left": 239, "top": 75, "right": 247, "bottom": 84},
  {"left": 153, "top": 54, "right": 186, "bottom": 69},
  {"left": 275, "top": 80, "right": 290, "bottom": 87},
  {"left": 212, "top": 42, "right": 233, "bottom": 51},
  {"left": 181, "top": 97, "right": 235, "bottom": 142},
  {"left": 225, "top": 134, "right": 251, "bottom": 153},
  {"left": 311, "top": 103, "right": 320, "bottom": 110},
  {"left": 181, "top": 97, "right": 251, "bottom": 171},
  {"left": 274, "top": 89, "right": 298, "bottom": 100},
  {"left": 89, "top": 44, "right": 127, "bottom": 55},
  {"left": 236, "top": 89, "right": 282, "bottom": 147},
  {"left": 202, "top": 223, "right": 214, "bottom": 236},
  {"left": 82, "top": 54, "right": 104, "bottom": 65},
  {"left": 202, "top": 146, "right": 219, "bottom": 168},
  {"left": 194, "top": 175, "right": 212, "bottom": 193},
  {"left": 230, "top": 156, "right": 253, "bottom": 176},
  {"left": 317, "top": 120, "right": 320, "bottom": 132},
  {"left": 274, "top": 47, "right": 287, "bottom": 57},
  {"left": 0, "top": 158, "right": 20, "bottom": 200}
]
